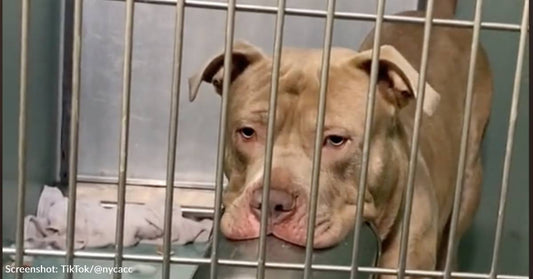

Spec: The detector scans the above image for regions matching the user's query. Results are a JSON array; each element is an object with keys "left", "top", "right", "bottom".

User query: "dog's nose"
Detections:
[{"left": 251, "top": 188, "right": 295, "bottom": 222}]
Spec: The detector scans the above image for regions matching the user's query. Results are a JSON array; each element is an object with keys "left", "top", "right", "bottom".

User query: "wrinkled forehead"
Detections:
[{"left": 229, "top": 48, "right": 371, "bottom": 130}]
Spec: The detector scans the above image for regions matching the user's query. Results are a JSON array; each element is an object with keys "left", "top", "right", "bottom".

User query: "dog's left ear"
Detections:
[
  {"left": 188, "top": 40, "right": 266, "bottom": 102},
  {"left": 350, "top": 45, "right": 441, "bottom": 116}
]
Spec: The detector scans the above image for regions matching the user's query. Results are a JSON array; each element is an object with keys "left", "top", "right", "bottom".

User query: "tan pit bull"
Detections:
[{"left": 188, "top": 2, "right": 492, "bottom": 275}]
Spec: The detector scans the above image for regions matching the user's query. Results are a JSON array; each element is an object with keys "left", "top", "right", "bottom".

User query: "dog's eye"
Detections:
[
  {"left": 324, "top": 135, "right": 347, "bottom": 147},
  {"left": 238, "top": 127, "right": 256, "bottom": 140}
]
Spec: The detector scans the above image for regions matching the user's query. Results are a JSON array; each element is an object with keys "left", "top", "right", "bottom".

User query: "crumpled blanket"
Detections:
[{"left": 22, "top": 185, "right": 212, "bottom": 250}]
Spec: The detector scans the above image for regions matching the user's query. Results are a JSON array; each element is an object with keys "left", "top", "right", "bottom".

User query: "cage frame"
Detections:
[{"left": 3, "top": 1, "right": 529, "bottom": 279}]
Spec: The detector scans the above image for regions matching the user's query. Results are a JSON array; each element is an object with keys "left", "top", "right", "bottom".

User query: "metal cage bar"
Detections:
[
  {"left": 2, "top": 247, "right": 529, "bottom": 279},
  {"left": 303, "top": 1, "right": 336, "bottom": 278},
  {"left": 106, "top": 0, "right": 522, "bottom": 32},
  {"left": 113, "top": 0, "right": 135, "bottom": 278},
  {"left": 209, "top": 0, "right": 237, "bottom": 278},
  {"left": 77, "top": 175, "right": 220, "bottom": 190},
  {"left": 15, "top": 1, "right": 30, "bottom": 278},
  {"left": 64, "top": 0, "right": 83, "bottom": 277},
  {"left": 256, "top": 0, "right": 286, "bottom": 278},
  {"left": 443, "top": 0, "right": 484, "bottom": 278},
  {"left": 488, "top": 1, "right": 529, "bottom": 278},
  {"left": 58, "top": 0, "right": 75, "bottom": 186},
  {"left": 161, "top": 1, "right": 186, "bottom": 279},
  {"left": 397, "top": 0, "right": 435, "bottom": 277},
  {"left": 349, "top": 1, "right": 386, "bottom": 279}
]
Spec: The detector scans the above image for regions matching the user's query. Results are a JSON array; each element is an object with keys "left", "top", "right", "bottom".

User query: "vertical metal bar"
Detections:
[
  {"left": 417, "top": 0, "right": 428, "bottom": 11},
  {"left": 443, "top": 0, "right": 484, "bottom": 277},
  {"left": 64, "top": 0, "right": 83, "bottom": 276},
  {"left": 55, "top": 0, "right": 66, "bottom": 183},
  {"left": 397, "top": 0, "right": 434, "bottom": 278},
  {"left": 488, "top": 1, "right": 529, "bottom": 278},
  {"left": 302, "top": 1, "right": 336, "bottom": 278},
  {"left": 161, "top": 1, "right": 185, "bottom": 279},
  {"left": 210, "top": 0, "right": 237, "bottom": 278},
  {"left": 15, "top": 1, "right": 30, "bottom": 278},
  {"left": 256, "top": 0, "right": 286, "bottom": 278},
  {"left": 349, "top": 1, "right": 386, "bottom": 279},
  {"left": 58, "top": 0, "right": 75, "bottom": 186},
  {"left": 114, "top": 0, "right": 135, "bottom": 277}
]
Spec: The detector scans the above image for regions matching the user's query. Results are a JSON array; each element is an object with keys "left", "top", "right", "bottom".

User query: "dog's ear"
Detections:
[
  {"left": 188, "top": 40, "right": 266, "bottom": 102},
  {"left": 350, "top": 45, "right": 441, "bottom": 116}
]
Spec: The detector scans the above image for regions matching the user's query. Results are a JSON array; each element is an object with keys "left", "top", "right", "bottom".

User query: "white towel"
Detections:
[{"left": 22, "top": 185, "right": 213, "bottom": 251}]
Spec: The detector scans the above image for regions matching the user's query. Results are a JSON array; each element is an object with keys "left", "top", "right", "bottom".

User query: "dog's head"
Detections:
[{"left": 189, "top": 41, "right": 440, "bottom": 248}]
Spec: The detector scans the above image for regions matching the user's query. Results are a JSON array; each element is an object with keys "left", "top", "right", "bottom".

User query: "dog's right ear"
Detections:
[
  {"left": 349, "top": 45, "right": 441, "bottom": 116},
  {"left": 188, "top": 40, "right": 266, "bottom": 102}
]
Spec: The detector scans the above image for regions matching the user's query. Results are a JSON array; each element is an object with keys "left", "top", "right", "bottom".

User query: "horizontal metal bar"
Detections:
[
  {"left": 97, "top": 202, "right": 213, "bottom": 216},
  {"left": 77, "top": 175, "right": 219, "bottom": 191},
  {"left": 181, "top": 206, "right": 214, "bottom": 215},
  {"left": 103, "top": 0, "right": 522, "bottom": 32},
  {"left": 98, "top": 201, "right": 212, "bottom": 213},
  {"left": 2, "top": 247, "right": 528, "bottom": 279}
]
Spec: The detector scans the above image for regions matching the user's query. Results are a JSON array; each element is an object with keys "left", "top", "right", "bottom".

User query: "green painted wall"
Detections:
[
  {"left": 455, "top": 0, "right": 529, "bottom": 275},
  {"left": 2, "top": 0, "right": 61, "bottom": 242}
]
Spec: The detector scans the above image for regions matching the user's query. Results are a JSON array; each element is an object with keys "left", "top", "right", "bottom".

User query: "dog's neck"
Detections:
[{"left": 367, "top": 116, "right": 410, "bottom": 242}]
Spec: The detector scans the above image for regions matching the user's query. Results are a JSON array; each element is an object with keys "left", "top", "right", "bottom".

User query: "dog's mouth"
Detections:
[
  {"left": 219, "top": 196, "right": 346, "bottom": 249},
  {"left": 269, "top": 217, "right": 337, "bottom": 249}
]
